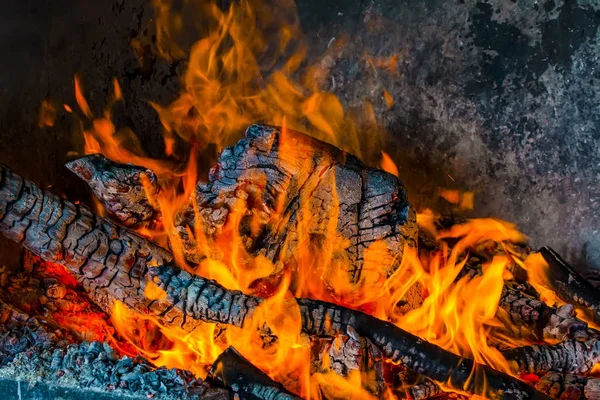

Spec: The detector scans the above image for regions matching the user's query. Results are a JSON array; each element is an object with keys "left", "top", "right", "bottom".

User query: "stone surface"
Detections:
[{"left": 0, "top": 0, "right": 599, "bottom": 277}]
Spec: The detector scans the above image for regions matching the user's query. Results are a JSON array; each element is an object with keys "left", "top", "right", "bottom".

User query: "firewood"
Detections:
[
  {"left": 311, "top": 325, "right": 385, "bottom": 397},
  {"left": 69, "top": 124, "right": 420, "bottom": 296},
  {"left": 395, "top": 371, "right": 443, "bottom": 400},
  {"left": 539, "top": 247, "right": 600, "bottom": 326},
  {"left": 502, "top": 339, "right": 600, "bottom": 375},
  {"left": 66, "top": 154, "right": 160, "bottom": 227},
  {"left": 409, "top": 380, "right": 443, "bottom": 400},
  {"left": 499, "top": 281, "right": 597, "bottom": 342},
  {"left": 0, "top": 163, "right": 550, "bottom": 399},
  {"left": 535, "top": 372, "right": 600, "bottom": 400},
  {"left": 209, "top": 346, "right": 302, "bottom": 400}
]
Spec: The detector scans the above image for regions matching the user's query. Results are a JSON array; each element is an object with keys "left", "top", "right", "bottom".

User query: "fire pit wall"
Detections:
[{"left": 1, "top": 0, "right": 599, "bottom": 276}]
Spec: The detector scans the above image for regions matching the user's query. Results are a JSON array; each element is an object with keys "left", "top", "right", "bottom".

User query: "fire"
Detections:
[{"left": 52, "top": 0, "right": 597, "bottom": 398}]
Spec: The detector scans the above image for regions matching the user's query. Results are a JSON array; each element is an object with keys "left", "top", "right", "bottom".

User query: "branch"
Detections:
[
  {"left": 209, "top": 347, "right": 302, "bottom": 400},
  {"left": 0, "top": 163, "right": 550, "bottom": 400}
]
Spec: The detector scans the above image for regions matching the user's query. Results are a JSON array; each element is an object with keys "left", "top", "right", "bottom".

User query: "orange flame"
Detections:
[{"left": 63, "top": 0, "right": 584, "bottom": 397}]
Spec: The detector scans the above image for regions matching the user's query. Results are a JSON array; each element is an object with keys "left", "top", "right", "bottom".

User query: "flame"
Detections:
[
  {"left": 62, "top": 0, "right": 581, "bottom": 397},
  {"left": 38, "top": 100, "right": 57, "bottom": 127},
  {"left": 380, "top": 151, "right": 399, "bottom": 177},
  {"left": 440, "top": 188, "right": 475, "bottom": 211}
]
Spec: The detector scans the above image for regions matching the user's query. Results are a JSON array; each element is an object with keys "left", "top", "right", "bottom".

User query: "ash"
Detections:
[
  {"left": 0, "top": 324, "right": 227, "bottom": 400},
  {"left": 0, "top": 255, "right": 229, "bottom": 400}
]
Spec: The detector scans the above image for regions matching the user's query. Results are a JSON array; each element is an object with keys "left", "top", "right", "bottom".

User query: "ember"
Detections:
[{"left": 0, "top": 0, "right": 599, "bottom": 400}]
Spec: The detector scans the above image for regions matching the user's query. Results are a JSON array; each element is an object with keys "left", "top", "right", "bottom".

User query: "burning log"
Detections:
[
  {"left": 66, "top": 154, "right": 160, "bottom": 227},
  {"left": 499, "top": 282, "right": 596, "bottom": 341},
  {"left": 502, "top": 339, "right": 600, "bottom": 375},
  {"left": 535, "top": 372, "right": 600, "bottom": 400},
  {"left": 0, "top": 163, "right": 550, "bottom": 399},
  {"left": 395, "top": 372, "right": 443, "bottom": 400},
  {"left": 539, "top": 247, "right": 600, "bottom": 326},
  {"left": 408, "top": 380, "right": 443, "bottom": 400},
  {"left": 209, "top": 346, "right": 302, "bottom": 400},
  {"left": 69, "top": 124, "right": 421, "bottom": 298}
]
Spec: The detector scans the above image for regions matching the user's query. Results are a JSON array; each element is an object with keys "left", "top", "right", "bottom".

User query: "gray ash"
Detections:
[{"left": 1, "top": 339, "right": 228, "bottom": 400}]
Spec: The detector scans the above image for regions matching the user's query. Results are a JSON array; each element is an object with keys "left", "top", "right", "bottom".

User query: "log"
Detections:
[
  {"left": 66, "top": 154, "right": 160, "bottom": 227},
  {"left": 209, "top": 346, "right": 302, "bottom": 400},
  {"left": 0, "top": 163, "right": 550, "bottom": 399},
  {"left": 502, "top": 339, "right": 600, "bottom": 375},
  {"left": 539, "top": 247, "right": 600, "bottom": 326},
  {"left": 499, "top": 281, "right": 596, "bottom": 342},
  {"left": 70, "top": 124, "right": 421, "bottom": 297},
  {"left": 535, "top": 372, "right": 600, "bottom": 400}
]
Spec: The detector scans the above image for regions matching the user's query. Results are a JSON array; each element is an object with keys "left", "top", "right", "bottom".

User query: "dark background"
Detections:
[{"left": 1, "top": 0, "right": 599, "bottom": 281}]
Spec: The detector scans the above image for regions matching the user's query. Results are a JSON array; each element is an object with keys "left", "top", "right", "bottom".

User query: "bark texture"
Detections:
[
  {"left": 540, "top": 247, "right": 600, "bottom": 326},
  {"left": 209, "top": 347, "right": 301, "bottom": 400},
  {"left": 535, "top": 372, "right": 600, "bottom": 400},
  {"left": 0, "top": 163, "right": 549, "bottom": 399},
  {"left": 70, "top": 125, "right": 420, "bottom": 295},
  {"left": 66, "top": 154, "right": 160, "bottom": 227},
  {"left": 499, "top": 281, "right": 595, "bottom": 342},
  {"left": 502, "top": 339, "right": 600, "bottom": 375}
]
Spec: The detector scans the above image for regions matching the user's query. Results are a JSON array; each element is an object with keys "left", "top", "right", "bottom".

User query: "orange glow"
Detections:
[
  {"left": 440, "top": 188, "right": 475, "bottom": 210},
  {"left": 380, "top": 151, "right": 399, "bottom": 177},
  {"left": 383, "top": 90, "right": 394, "bottom": 110},
  {"left": 38, "top": 100, "right": 57, "bottom": 127},
  {"left": 62, "top": 0, "right": 583, "bottom": 397}
]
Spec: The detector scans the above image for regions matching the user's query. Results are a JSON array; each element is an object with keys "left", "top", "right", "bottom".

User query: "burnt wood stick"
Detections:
[
  {"left": 502, "top": 339, "right": 600, "bottom": 375},
  {"left": 0, "top": 164, "right": 549, "bottom": 400},
  {"left": 66, "top": 154, "right": 161, "bottom": 227},
  {"left": 408, "top": 379, "right": 442, "bottom": 400},
  {"left": 535, "top": 372, "right": 600, "bottom": 400},
  {"left": 291, "top": 298, "right": 549, "bottom": 400},
  {"left": 0, "top": 163, "right": 259, "bottom": 332},
  {"left": 499, "top": 282, "right": 597, "bottom": 342},
  {"left": 208, "top": 347, "right": 301, "bottom": 400},
  {"left": 539, "top": 247, "right": 600, "bottom": 325}
]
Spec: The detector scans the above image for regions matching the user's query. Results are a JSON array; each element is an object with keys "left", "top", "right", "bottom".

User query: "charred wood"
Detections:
[
  {"left": 409, "top": 380, "right": 443, "bottom": 400},
  {"left": 0, "top": 163, "right": 550, "bottom": 400},
  {"left": 535, "top": 372, "right": 600, "bottom": 400},
  {"left": 209, "top": 346, "right": 301, "bottom": 400},
  {"left": 395, "top": 372, "right": 444, "bottom": 400},
  {"left": 70, "top": 124, "right": 420, "bottom": 298},
  {"left": 499, "top": 281, "right": 595, "bottom": 342},
  {"left": 66, "top": 154, "right": 160, "bottom": 227},
  {"left": 539, "top": 247, "right": 600, "bottom": 326},
  {"left": 502, "top": 339, "right": 600, "bottom": 375},
  {"left": 311, "top": 325, "right": 385, "bottom": 397}
]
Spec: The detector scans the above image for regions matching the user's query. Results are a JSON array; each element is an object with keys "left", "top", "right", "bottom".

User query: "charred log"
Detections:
[
  {"left": 395, "top": 372, "right": 444, "bottom": 400},
  {"left": 502, "top": 339, "right": 600, "bottom": 375},
  {"left": 0, "top": 163, "right": 551, "bottom": 400},
  {"left": 539, "top": 247, "right": 600, "bottom": 326},
  {"left": 311, "top": 325, "right": 385, "bottom": 397},
  {"left": 409, "top": 380, "right": 443, "bottom": 400},
  {"left": 70, "top": 125, "right": 421, "bottom": 299},
  {"left": 209, "top": 346, "right": 301, "bottom": 400},
  {"left": 535, "top": 372, "right": 600, "bottom": 400},
  {"left": 499, "top": 281, "right": 595, "bottom": 342},
  {"left": 66, "top": 154, "right": 160, "bottom": 227}
]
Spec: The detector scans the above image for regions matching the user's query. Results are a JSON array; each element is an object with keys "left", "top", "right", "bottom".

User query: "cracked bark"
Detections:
[
  {"left": 535, "top": 372, "right": 600, "bottom": 400},
  {"left": 66, "top": 154, "right": 160, "bottom": 227},
  {"left": 69, "top": 124, "right": 422, "bottom": 311},
  {"left": 539, "top": 247, "right": 600, "bottom": 326},
  {"left": 502, "top": 339, "right": 600, "bottom": 375},
  {"left": 499, "top": 281, "right": 597, "bottom": 342},
  {"left": 209, "top": 347, "right": 301, "bottom": 400},
  {"left": 0, "top": 163, "right": 550, "bottom": 400}
]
